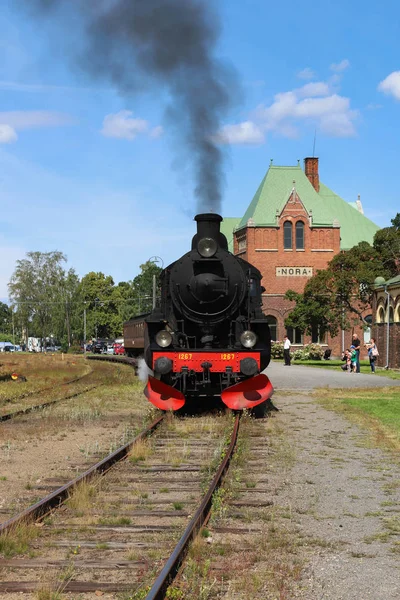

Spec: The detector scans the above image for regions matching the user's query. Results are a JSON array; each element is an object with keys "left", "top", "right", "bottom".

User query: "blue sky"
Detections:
[{"left": 1, "top": 0, "right": 400, "bottom": 301}]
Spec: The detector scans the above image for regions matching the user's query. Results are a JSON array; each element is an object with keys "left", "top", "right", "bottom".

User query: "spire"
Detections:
[{"left": 356, "top": 194, "right": 364, "bottom": 215}]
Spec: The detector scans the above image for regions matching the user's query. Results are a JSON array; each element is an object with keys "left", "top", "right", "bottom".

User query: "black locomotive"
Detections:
[{"left": 143, "top": 213, "right": 273, "bottom": 415}]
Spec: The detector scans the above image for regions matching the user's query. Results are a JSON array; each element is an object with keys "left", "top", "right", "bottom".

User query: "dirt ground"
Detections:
[{"left": 0, "top": 362, "right": 150, "bottom": 520}]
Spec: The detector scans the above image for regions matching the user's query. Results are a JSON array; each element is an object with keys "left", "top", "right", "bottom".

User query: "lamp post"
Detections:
[
  {"left": 83, "top": 303, "right": 87, "bottom": 356},
  {"left": 148, "top": 256, "right": 164, "bottom": 310}
]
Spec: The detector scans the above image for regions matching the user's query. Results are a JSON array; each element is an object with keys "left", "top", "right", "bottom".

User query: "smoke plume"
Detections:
[{"left": 20, "top": 0, "right": 240, "bottom": 213}]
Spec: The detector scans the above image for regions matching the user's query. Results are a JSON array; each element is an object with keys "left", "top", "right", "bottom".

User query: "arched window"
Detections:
[
  {"left": 283, "top": 221, "right": 292, "bottom": 250},
  {"left": 376, "top": 306, "right": 385, "bottom": 323},
  {"left": 389, "top": 307, "right": 394, "bottom": 323},
  {"left": 395, "top": 302, "right": 400, "bottom": 323},
  {"left": 364, "top": 314, "right": 372, "bottom": 344},
  {"left": 296, "top": 221, "right": 305, "bottom": 250},
  {"left": 266, "top": 315, "right": 277, "bottom": 341}
]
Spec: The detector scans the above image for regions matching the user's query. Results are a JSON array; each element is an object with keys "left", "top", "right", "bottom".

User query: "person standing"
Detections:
[
  {"left": 366, "top": 338, "right": 379, "bottom": 373},
  {"left": 352, "top": 333, "right": 361, "bottom": 373},
  {"left": 283, "top": 335, "right": 291, "bottom": 366}
]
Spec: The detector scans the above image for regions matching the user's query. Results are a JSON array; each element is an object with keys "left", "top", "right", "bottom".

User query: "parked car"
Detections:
[
  {"left": 107, "top": 343, "right": 114, "bottom": 355},
  {"left": 0, "top": 342, "right": 14, "bottom": 352},
  {"left": 113, "top": 343, "right": 125, "bottom": 355},
  {"left": 92, "top": 340, "right": 107, "bottom": 354}
]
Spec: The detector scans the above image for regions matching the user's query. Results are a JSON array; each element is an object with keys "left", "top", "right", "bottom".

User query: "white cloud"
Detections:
[
  {"left": 150, "top": 125, "right": 164, "bottom": 139},
  {"left": 378, "top": 71, "right": 400, "bottom": 100},
  {"left": 0, "top": 124, "right": 18, "bottom": 144},
  {"left": 330, "top": 59, "right": 350, "bottom": 73},
  {"left": 249, "top": 76, "right": 357, "bottom": 139},
  {"left": 216, "top": 121, "right": 265, "bottom": 145},
  {"left": 297, "top": 67, "right": 316, "bottom": 80},
  {"left": 0, "top": 111, "right": 74, "bottom": 130},
  {"left": 101, "top": 110, "right": 149, "bottom": 140},
  {"left": 298, "top": 82, "right": 330, "bottom": 98}
]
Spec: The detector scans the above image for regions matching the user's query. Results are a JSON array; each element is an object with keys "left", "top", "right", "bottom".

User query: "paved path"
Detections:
[
  {"left": 271, "top": 392, "right": 400, "bottom": 599},
  {"left": 265, "top": 361, "right": 400, "bottom": 391}
]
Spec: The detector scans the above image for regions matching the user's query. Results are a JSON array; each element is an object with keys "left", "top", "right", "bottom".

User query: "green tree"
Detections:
[
  {"left": 79, "top": 272, "right": 121, "bottom": 339},
  {"left": 285, "top": 241, "right": 389, "bottom": 337},
  {"left": 373, "top": 212, "right": 400, "bottom": 276},
  {"left": 51, "top": 268, "right": 82, "bottom": 347},
  {"left": 130, "top": 261, "right": 162, "bottom": 316},
  {"left": 0, "top": 302, "right": 12, "bottom": 335},
  {"left": 8, "top": 251, "right": 68, "bottom": 345}
]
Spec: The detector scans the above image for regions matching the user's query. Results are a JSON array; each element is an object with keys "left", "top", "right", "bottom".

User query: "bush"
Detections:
[
  {"left": 292, "top": 343, "right": 324, "bottom": 361},
  {"left": 292, "top": 348, "right": 304, "bottom": 360},
  {"left": 68, "top": 344, "right": 83, "bottom": 354},
  {"left": 271, "top": 342, "right": 284, "bottom": 359}
]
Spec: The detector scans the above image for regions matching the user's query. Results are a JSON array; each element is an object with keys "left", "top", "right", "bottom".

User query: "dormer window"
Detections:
[
  {"left": 283, "top": 221, "right": 292, "bottom": 250},
  {"left": 296, "top": 221, "right": 304, "bottom": 250}
]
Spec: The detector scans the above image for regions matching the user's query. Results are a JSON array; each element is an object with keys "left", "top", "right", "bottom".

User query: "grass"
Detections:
[
  {"left": 0, "top": 522, "right": 39, "bottom": 557},
  {"left": 128, "top": 438, "right": 153, "bottom": 463},
  {"left": 66, "top": 477, "right": 100, "bottom": 514},
  {"left": 293, "top": 359, "right": 400, "bottom": 380},
  {"left": 315, "top": 387, "right": 400, "bottom": 451}
]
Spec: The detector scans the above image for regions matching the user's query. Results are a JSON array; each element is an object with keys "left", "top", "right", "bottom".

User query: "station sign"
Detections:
[{"left": 276, "top": 267, "right": 313, "bottom": 277}]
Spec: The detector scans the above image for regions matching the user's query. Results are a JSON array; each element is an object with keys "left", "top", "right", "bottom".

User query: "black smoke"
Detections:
[{"left": 19, "top": 0, "right": 240, "bottom": 213}]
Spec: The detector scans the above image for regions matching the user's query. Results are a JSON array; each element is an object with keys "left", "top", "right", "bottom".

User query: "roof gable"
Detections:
[{"left": 235, "top": 164, "right": 379, "bottom": 250}]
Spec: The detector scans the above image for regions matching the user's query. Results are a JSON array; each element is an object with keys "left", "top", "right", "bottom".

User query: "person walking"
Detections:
[
  {"left": 352, "top": 333, "right": 361, "bottom": 373},
  {"left": 366, "top": 338, "right": 379, "bottom": 373},
  {"left": 283, "top": 335, "right": 291, "bottom": 366}
]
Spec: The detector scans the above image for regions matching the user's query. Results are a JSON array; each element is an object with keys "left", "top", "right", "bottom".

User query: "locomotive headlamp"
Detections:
[
  {"left": 197, "top": 237, "right": 218, "bottom": 258},
  {"left": 155, "top": 330, "right": 172, "bottom": 348},
  {"left": 240, "top": 330, "right": 257, "bottom": 348}
]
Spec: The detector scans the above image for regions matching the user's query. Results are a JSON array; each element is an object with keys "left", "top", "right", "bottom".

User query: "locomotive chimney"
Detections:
[{"left": 192, "top": 213, "right": 228, "bottom": 251}]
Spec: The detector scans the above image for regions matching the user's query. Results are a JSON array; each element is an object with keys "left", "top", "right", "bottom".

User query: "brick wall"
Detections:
[
  {"left": 233, "top": 191, "right": 369, "bottom": 358},
  {"left": 373, "top": 324, "right": 400, "bottom": 368}
]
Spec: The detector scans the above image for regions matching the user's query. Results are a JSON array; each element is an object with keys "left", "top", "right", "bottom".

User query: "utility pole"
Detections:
[
  {"left": 153, "top": 274, "right": 156, "bottom": 309},
  {"left": 83, "top": 304, "right": 87, "bottom": 357}
]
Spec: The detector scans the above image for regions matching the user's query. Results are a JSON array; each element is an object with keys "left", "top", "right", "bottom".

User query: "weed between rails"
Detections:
[{"left": 0, "top": 522, "right": 40, "bottom": 558}]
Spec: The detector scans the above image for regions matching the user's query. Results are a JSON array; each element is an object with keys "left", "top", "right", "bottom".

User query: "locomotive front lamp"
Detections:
[
  {"left": 240, "top": 330, "right": 257, "bottom": 348},
  {"left": 197, "top": 237, "right": 218, "bottom": 258},
  {"left": 155, "top": 330, "right": 173, "bottom": 348}
]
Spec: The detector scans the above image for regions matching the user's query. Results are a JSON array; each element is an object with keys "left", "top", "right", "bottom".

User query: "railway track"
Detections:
[
  {"left": 0, "top": 368, "right": 97, "bottom": 423},
  {"left": 0, "top": 412, "right": 240, "bottom": 598}
]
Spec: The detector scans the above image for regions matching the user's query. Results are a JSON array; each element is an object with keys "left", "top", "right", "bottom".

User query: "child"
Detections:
[{"left": 350, "top": 345, "right": 357, "bottom": 373}]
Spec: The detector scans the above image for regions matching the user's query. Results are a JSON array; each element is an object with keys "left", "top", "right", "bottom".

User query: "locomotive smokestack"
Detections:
[{"left": 192, "top": 213, "right": 228, "bottom": 251}]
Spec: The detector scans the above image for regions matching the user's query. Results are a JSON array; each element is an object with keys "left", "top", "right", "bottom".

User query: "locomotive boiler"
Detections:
[{"left": 143, "top": 213, "right": 273, "bottom": 415}]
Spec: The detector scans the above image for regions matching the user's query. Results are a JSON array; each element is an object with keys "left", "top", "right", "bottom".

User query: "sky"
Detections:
[{"left": 1, "top": 0, "right": 400, "bottom": 302}]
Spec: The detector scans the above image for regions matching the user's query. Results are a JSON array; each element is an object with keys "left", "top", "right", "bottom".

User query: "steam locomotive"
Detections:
[{"left": 126, "top": 213, "right": 273, "bottom": 415}]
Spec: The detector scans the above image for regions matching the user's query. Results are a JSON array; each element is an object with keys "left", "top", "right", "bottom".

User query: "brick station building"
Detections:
[
  {"left": 221, "top": 158, "right": 380, "bottom": 357},
  {"left": 372, "top": 275, "right": 400, "bottom": 369}
]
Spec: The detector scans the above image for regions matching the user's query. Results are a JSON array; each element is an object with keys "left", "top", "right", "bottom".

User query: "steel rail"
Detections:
[
  {"left": 0, "top": 384, "right": 100, "bottom": 423},
  {"left": 86, "top": 355, "right": 137, "bottom": 367},
  {"left": 0, "top": 367, "right": 94, "bottom": 422},
  {"left": 0, "top": 415, "right": 164, "bottom": 534},
  {"left": 146, "top": 413, "right": 241, "bottom": 600}
]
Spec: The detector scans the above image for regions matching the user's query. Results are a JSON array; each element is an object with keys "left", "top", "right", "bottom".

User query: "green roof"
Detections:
[
  {"left": 232, "top": 164, "right": 379, "bottom": 250},
  {"left": 220, "top": 217, "right": 241, "bottom": 252},
  {"left": 383, "top": 274, "right": 400, "bottom": 287}
]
